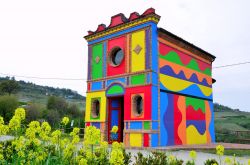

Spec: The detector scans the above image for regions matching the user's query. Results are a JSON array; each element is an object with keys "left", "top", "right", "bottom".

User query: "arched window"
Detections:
[
  {"left": 109, "top": 47, "right": 124, "bottom": 66},
  {"left": 133, "top": 95, "right": 143, "bottom": 116},
  {"left": 91, "top": 99, "right": 100, "bottom": 118}
]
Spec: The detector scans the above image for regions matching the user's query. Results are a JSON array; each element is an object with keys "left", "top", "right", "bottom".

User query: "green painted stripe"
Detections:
[
  {"left": 186, "top": 97, "right": 205, "bottom": 113},
  {"left": 92, "top": 43, "right": 103, "bottom": 79},
  {"left": 144, "top": 121, "right": 150, "bottom": 130},
  {"left": 131, "top": 74, "right": 146, "bottom": 85}
]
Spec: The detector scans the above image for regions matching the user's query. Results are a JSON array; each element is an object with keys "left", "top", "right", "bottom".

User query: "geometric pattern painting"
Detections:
[
  {"left": 84, "top": 8, "right": 215, "bottom": 147},
  {"left": 160, "top": 92, "right": 215, "bottom": 146}
]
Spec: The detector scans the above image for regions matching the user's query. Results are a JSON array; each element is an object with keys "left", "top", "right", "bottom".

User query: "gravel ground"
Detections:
[
  {"left": 127, "top": 149, "right": 250, "bottom": 165},
  {"left": 0, "top": 135, "right": 14, "bottom": 142}
]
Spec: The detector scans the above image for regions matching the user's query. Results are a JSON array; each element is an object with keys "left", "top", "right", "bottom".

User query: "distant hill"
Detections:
[
  {"left": 0, "top": 76, "right": 85, "bottom": 109},
  {"left": 214, "top": 103, "right": 240, "bottom": 112},
  {"left": 1, "top": 76, "right": 250, "bottom": 138}
]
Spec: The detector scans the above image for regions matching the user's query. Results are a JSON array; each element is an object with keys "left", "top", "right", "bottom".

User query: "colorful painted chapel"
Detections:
[{"left": 84, "top": 8, "right": 216, "bottom": 147}]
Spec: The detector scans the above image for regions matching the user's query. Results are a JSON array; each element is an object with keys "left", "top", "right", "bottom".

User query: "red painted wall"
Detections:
[
  {"left": 107, "top": 36, "right": 126, "bottom": 76},
  {"left": 124, "top": 85, "right": 152, "bottom": 120}
]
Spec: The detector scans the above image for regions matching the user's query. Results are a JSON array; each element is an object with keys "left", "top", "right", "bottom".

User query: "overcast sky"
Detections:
[{"left": 0, "top": 0, "right": 250, "bottom": 111}]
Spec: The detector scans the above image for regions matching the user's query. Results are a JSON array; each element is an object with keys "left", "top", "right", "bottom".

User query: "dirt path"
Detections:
[
  {"left": 127, "top": 149, "right": 249, "bottom": 165},
  {"left": 154, "top": 143, "right": 250, "bottom": 150}
]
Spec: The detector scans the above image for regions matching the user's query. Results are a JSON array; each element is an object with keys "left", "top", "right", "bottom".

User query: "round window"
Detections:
[
  {"left": 91, "top": 99, "right": 100, "bottom": 118},
  {"left": 109, "top": 47, "right": 124, "bottom": 66},
  {"left": 133, "top": 95, "right": 143, "bottom": 116}
]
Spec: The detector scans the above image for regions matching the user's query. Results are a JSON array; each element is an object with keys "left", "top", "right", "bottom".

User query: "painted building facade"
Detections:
[{"left": 84, "top": 8, "right": 216, "bottom": 147}]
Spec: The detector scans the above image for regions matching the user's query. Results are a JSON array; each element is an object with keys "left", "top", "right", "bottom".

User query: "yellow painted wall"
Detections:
[
  {"left": 131, "top": 30, "right": 146, "bottom": 72},
  {"left": 85, "top": 91, "right": 106, "bottom": 122},
  {"left": 186, "top": 125, "right": 207, "bottom": 144},
  {"left": 130, "top": 133, "right": 142, "bottom": 147}
]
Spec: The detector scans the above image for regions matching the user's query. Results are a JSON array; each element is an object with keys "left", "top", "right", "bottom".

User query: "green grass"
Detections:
[
  {"left": 215, "top": 110, "right": 250, "bottom": 143},
  {"left": 15, "top": 91, "right": 85, "bottom": 111}
]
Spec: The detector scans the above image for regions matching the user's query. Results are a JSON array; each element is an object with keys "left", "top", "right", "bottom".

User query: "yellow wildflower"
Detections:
[
  {"left": 60, "top": 138, "right": 70, "bottom": 149},
  {"left": 12, "top": 136, "right": 26, "bottom": 152},
  {"left": 84, "top": 126, "right": 100, "bottom": 145},
  {"left": 70, "top": 127, "right": 80, "bottom": 136},
  {"left": 0, "top": 117, "right": 9, "bottom": 135},
  {"left": 216, "top": 144, "right": 224, "bottom": 156},
  {"left": 111, "top": 126, "right": 118, "bottom": 133},
  {"left": 51, "top": 130, "right": 61, "bottom": 144},
  {"left": 25, "top": 121, "right": 41, "bottom": 140},
  {"left": 224, "top": 157, "right": 232, "bottom": 165},
  {"left": 63, "top": 143, "right": 75, "bottom": 159},
  {"left": 14, "top": 108, "right": 26, "bottom": 121},
  {"left": 61, "top": 117, "right": 69, "bottom": 126},
  {"left": 109, "top": 149, "right": 124, "bottom": 165},
  {"left": 70, "top": 127, "right": 80, "bottom": 144},
  {"left": 168, "top": 154, "right": 179, "bottom": 164},
  {"left": 17, "top": 150, "right": 25, "bottom": 158},
  {"left": 39, "top": 122, "right": 51, "bottom": 141},
  {"left": 109, "top": 141, "right": 124, "bottom": 165},
  {"left": 8, "top": 116, "right": 21, "bottom": 131},
  {"left": 0, "top": 116, "right": 4, "bottom": 125},
  {"left": 0, "top": 143, "right": 3, "bottom": 161},
  {"left": 79, "top": 158, "right": 88, "bottom": 165},
  {"left": 0, "top": 153, "right": 4, "bottom": 161},
  {"left": 189, "top": 150, "right": 197, "bottom": 160}
]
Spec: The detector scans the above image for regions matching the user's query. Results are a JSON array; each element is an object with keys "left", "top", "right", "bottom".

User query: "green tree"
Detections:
[
  {"left": 0, "top": 95, "right": 19, "bottom": 122},
  {"left": 0, "top": 78, "right": 20, "bottom": 95},
  {"left": 47, "top": 96, "right": 68, "bottom": 114},
  {"left": 67, "top": 103, "right": 82, "bottom": 118},
  {"left": 25, "top": 103, "right": 44, "bottom": 122},
  {"left": 47, "top": 110, "right": 60, "bottom": 128}
]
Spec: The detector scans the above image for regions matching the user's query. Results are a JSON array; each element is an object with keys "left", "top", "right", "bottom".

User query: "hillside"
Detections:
[
  {"left": 214, "top": 103, "right": 250, "bottom": 143},
  {"left": 1, "top": 76, "right": 250, "bottom": 142},
  {"left": 0, "top": 77, "right": 85, "bottom": 110}
]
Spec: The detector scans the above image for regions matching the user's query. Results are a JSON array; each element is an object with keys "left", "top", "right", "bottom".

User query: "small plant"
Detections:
[
  {"left": 167, "top": 154, "right": 183, "bottom": 165},
  {"left": 186, "top": 150, "right": 196, "bottom": 165},
  {"left": 109, "top": 142, "right": 124, "bottom": 165},
  {"left": 110, "top": 125, "right": 118, "bottom": 141},
  {"left": 204, "top": 159, "right": 219, "bottom": 165},
  {"left": 216, "top": 144, "right": 224, "bottom": 165},
  {"left": 123, "top": 149, "right": 132, "bottom": 165},
  {"left": 224, "top": 157, "right": 232, "bottom": 165}
]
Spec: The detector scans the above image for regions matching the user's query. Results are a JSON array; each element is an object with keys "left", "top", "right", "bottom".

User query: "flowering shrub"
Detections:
[
  {"left": 111, "top": 125, "right": 118, "bottom": 133},
  {"left": 216, "top": 145, "right": 224, "bottom": 156},
  {"left": 61, "top": 117, "right": 70, "bottom": 126},
  {"left": 0, "top": 108, "right": 249, "bottom": 165},
  {"left": 186, "top": 150, "right": 196, "bottom": 165},
  {"left": 0, "top": 116, "right": 9, "bottom": 135}
]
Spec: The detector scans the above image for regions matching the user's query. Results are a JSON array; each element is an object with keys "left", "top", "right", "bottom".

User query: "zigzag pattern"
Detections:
[
  {"left": 159, "top": 42, "right": 212, "bottom": 76},
  {"left": 186, "top": 106, "right": 205, "bottom": 120},
  {"left": 186, "top": 97, "right": 205, "bottom": 112},
  {"left": 160, "top": 65, "right": 211, "bottom": 87}
]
